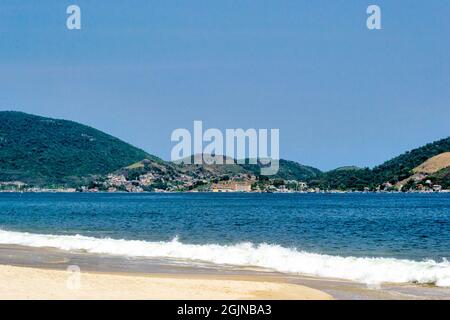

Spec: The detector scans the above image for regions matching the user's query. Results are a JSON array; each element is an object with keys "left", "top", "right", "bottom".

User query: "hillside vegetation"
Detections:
[
  {"left": 371, "top": 137, "right": 450, "bottom": 184},
  {"left": 429, "top": 167, "right": 450, "bottom": 189},
  {"left": 1, "top": 111, "right": 448, "bottom": 191},
  {"left": 0, "top": 111, "right": 152, "bottom": 186},
  {"left": 171, "top": 156, "right": 322, "bottom": 181},
  {"left": 310, "top": 137, "right": 450, "bottom": 190},
  {"left": 117, "top": 157, "right": 323, "bottom": 185}
]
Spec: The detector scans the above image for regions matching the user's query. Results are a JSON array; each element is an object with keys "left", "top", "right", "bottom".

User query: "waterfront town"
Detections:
[{"left": 0, "top": 173, "right": 446, "bottom": 194}]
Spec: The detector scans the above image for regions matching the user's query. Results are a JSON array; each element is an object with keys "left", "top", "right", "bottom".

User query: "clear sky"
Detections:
[{"left": 0, "top": 1, "right": 449, "bottom": 170}]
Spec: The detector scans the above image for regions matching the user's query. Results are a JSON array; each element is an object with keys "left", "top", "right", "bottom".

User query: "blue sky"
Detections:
[{"left": 0, "top": 1, "right": 449, "bottom": 170}]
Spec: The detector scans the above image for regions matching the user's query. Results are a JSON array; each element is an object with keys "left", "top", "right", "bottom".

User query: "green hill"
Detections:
[
  {"left": 371, "top": 137, "right": 450, "bottom": 184},
  {"left": 0, "top": 112, "right": 322, "bottom": 189},
  {"left": 171, "top": 155, "right": 322, "bottom": 181},
  {"left": 175, "top": 155, "right": 251, "bottom": 177},
  {"left": 309, "top": 137, "right": 450, "bottom": 190},
  {"left": 308, "top": 167, "right": 373, "bottom": 190},
  {"left": 240, "top": 159, "right": 322, "bottom": 181},
  {"left": 1, "top": 111, "right": 448, "bottom": 191},
  {"left": 428, "top": 166, "right": 450, "bottom": 189},
  {"left": 0, "top": 111, "right": 152, "bottom": 186},
  {"left": 121, "top": 156, "right": 322, "bottom": 183}
]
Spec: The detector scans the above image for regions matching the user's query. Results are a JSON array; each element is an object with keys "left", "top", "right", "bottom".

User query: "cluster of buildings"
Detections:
[
  {"left": 1, "top": 169, "right": 447, "bottom": 194},
  {"left": 0, "top": 181, "right": 77, "bottom": 193},
  {"left": 80, "top": 171, "right": 312, "bottom": 193},
  {"left": 95, "top": 172, "right": 199, "bottom": 193},
  {"left": 409, "top": 180, "right": 443, "bottom": 192},
  {"left": 394, "top": 177, "right": 445, "bottom": 193},
  {"left": 0, "top": 181, "right": 25, "bottom": 189},
  {"left": 211, "top": 181, "right": 252, "bottom": 192}
]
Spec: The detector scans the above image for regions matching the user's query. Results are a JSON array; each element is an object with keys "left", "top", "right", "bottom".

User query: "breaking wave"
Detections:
[{"left": 1, "top": 229, "right": 449, "bottom": 287}]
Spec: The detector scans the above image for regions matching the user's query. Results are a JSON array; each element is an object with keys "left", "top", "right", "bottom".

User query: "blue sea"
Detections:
[{"left": 0, "top": 192, "right": 450, "bottom": 286}]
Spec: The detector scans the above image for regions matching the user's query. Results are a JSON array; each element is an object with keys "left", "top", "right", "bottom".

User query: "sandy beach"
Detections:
[
  {"left": 0, "top": 264, "right": 332, "bottom": 300},
  {"left": 0, "top": 244, "right": 449, "bottom": 300}
]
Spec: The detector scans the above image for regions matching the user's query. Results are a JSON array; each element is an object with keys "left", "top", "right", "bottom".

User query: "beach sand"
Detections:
[
  {"left": 1, "top": 245, "right": 448, "bottom": 300},
  {"left": 0, "top": 264, "right": 332, "bottom": 300}
]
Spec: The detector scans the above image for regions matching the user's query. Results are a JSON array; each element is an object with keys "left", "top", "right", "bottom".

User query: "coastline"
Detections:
[
  {"left": 1, "top": 190, "right": 449, "bottom": 194},
  {"left": 0, "top": 263, "right": 332, "bottom": 300},
  {"left": 1, "top": 244, "right": 450, "bottom": 300}
]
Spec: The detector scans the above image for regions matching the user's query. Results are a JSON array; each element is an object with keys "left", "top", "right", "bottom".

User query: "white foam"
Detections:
[{"left": 1, "top": 229, "right": 449, "bottom": 287}]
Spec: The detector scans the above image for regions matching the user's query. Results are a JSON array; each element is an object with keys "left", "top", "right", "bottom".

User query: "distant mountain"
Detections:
[
  {"left": 371, "top": 137, "right": 450, "bottom": 184},
  {"left": 0, "top": 111, "right": 153, "bottom": 186},
  {"left": 175, "top": 155, "right": 251, "bottom": 177},
  {"left": 113, "top": 138, "right": 450, "bottom": 192},
  {"left": 116, "top": 156, "right": 323, "bottom": 185},
  {"left": 310, "top": 137, "right": 450, "bottom": 190},
  {"left": 333, "top": 166, "right": 362, "bottom": 171},
  {"left": 395, "top": 152, "right": 450, "bottom": 190},
  {"left": 0, "top": 111, "right": 321, "bottom": 188},
  {"left": 308, "top": 167, "right": 374, "bottom": 190},
  {"left": 1, "top": 111, "right": 448, "bottom": 191},
  {"left": 240, "top": 159, "right": 322, "bottom": 181},
  {"left": 170, "top": 155, "right": 322, "bottom": 181}
]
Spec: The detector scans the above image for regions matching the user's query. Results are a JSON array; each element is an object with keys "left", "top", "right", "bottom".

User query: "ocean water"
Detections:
[{"left": 0, "top": 192, "right": 449, "bottom": 286}]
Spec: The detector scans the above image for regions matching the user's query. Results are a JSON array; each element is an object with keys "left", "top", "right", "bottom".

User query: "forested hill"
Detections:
[
  {"left": 1, "top": 111, "right": 448, "bottom": 191},
  {"left": 240, "top": 159, "right": 322, "bottom": 181},
  {"left": 309, "top": 137, "right": 450, "bottom": 190},
  {"left": 371, "top": 137, "right": 450, "bottom": 183},
  {"left": 0, "top": 111, "right": 322, "bottom": 188},
  {"left": 0, "top": 111, "right": 152, "bottom": 186}
]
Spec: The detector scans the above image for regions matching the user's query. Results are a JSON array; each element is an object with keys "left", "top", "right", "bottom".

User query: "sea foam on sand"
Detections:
[{"left": 1, "top": 229, "right": 449, "bottom": 287}]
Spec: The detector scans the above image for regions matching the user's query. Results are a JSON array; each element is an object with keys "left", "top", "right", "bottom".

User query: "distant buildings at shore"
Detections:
[
  {"left": 0, "top": 173, "right": 447, "bottom": 194},
  {"left": 211, "top": 181, "right": 252, "bottom": 192}
]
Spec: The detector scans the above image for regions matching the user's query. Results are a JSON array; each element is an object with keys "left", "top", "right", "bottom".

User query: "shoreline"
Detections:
[
  {"left": 0, "top": 264, "right": 332, "bottom": 300},
  {"left": 1, "top": 190, "right": 449, "bottom": 194},
  {"left": 0, "top": 244, "right": 449, "bottom": 300}
]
